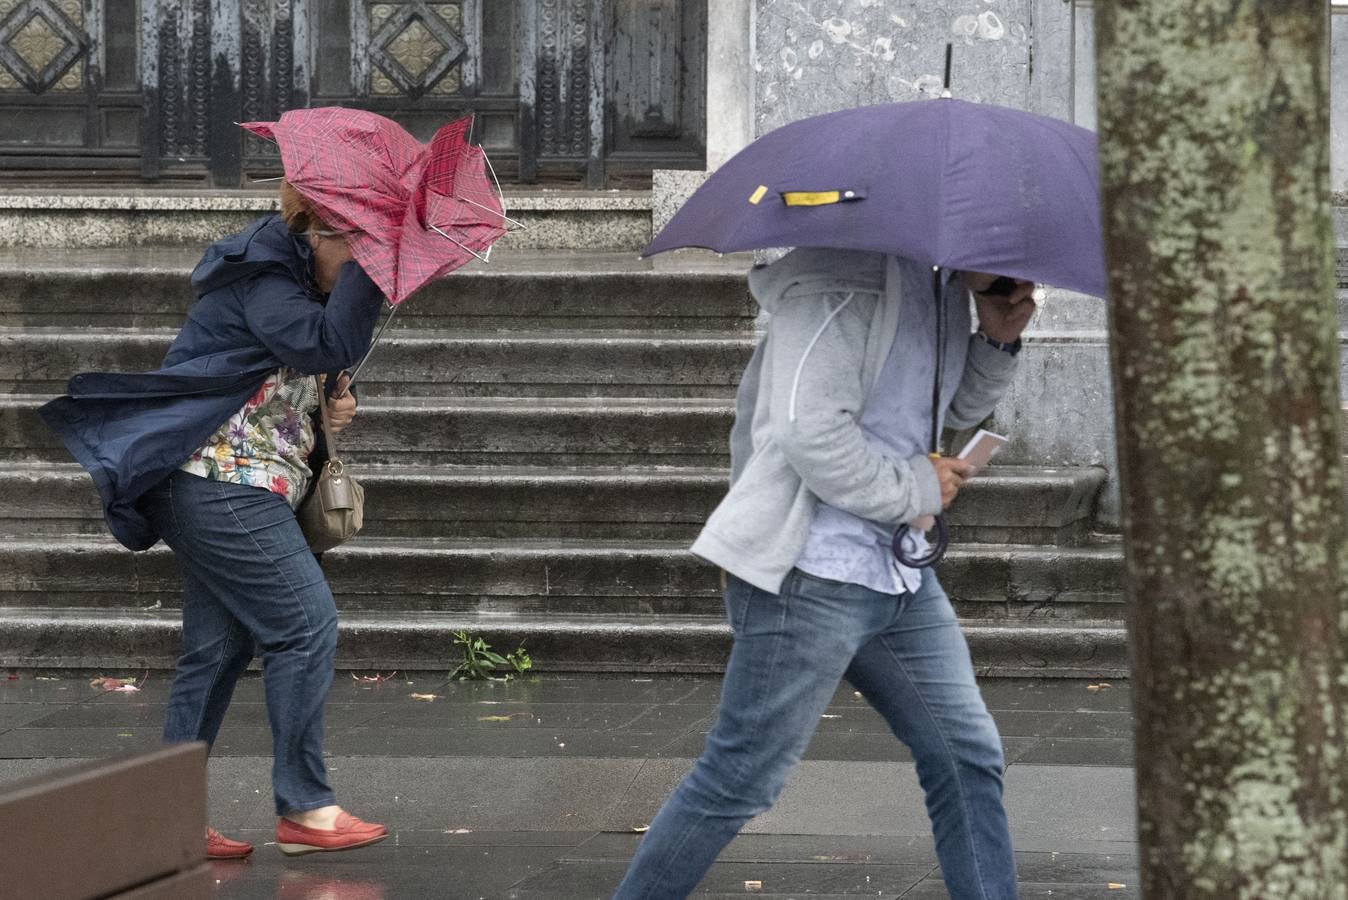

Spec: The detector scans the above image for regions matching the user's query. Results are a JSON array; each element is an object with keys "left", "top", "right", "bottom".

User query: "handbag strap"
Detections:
[{"left": 313, "top": 375, "right": 342, "bottom": 466}]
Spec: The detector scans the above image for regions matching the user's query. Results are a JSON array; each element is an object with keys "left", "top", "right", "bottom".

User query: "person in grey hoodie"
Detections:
[{"left": 613, "top": 248, "right": 1036, "bottom": 900}]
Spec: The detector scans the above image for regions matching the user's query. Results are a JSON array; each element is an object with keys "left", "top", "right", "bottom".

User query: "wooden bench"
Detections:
[{"left": 0, "top": 743, "right": 209, "bottom": 900}]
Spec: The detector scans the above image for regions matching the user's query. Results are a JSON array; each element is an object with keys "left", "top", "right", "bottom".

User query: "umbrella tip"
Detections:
[{"left": 942, "top": 43, "right": 953, "bottom": 96}]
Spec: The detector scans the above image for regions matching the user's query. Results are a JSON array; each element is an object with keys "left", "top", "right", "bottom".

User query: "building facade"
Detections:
[{"left": 0, "top": 0, "right": 1344, "bottom": 515}]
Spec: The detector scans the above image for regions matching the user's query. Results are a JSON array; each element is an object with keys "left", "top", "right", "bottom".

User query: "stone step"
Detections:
[
  {"left": 945, "top": 466, "right": 1106, "bottom": 544},
  {"left": 0, "top": 190, "right": 655, "bottom": 251},
  {"left": 1, "top": 394, "right": 736, "bottom": 466},
  {"left": 0, "top": 326, "right": 755, "bottom": 399},
  {"left": 0, "top": 463, "right": 1107, "bottom": 545},
  {"left": 4, "top": 464, "right": 725, "bottom": 541},
  {"left": 0, "top": 606, "right": 1129, "bottom": 677},
  {"left": 0, "top": 534, "right": 1123, "bottom": 620},
  {"left": 4, "top": 396, "right": 1119, "bottom": 504},
  {"left": 0, "top": 248, "right": 755, "bottom": 331}
]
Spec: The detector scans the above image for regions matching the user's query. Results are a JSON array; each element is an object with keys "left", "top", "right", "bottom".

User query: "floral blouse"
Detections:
[{"left": 180, "top": 368, "right": 319, "bottom": 508}]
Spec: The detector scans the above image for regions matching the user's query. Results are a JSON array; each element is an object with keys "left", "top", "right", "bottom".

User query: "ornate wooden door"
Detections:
[
  {"left": 0, "top": 0, "right": 706, "bottom": 187},
  {"left": 0, "top": 0, "right": 143, "bottom": 177}
]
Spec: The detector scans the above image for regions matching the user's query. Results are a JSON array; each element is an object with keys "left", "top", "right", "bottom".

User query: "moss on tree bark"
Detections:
[{"left": 1096, "top": 1, "right": 1345, "bottom": 896}]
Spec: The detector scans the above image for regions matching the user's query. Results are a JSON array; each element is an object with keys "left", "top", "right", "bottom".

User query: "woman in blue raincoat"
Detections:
[{"left": 42, "top": 183, "right": 390, "bottom": 859}]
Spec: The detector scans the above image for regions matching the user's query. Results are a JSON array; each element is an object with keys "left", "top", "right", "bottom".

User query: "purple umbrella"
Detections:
[{"left": 646, "top": 99, "right": 1104, "bottom": 298}]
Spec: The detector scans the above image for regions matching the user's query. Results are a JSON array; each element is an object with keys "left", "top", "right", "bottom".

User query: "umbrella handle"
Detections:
[{"left": 338, "top": 300, "right": 399, "bottom": 394}]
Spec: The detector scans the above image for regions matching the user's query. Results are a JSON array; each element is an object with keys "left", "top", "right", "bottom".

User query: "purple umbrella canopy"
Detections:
[{"left": 646, "top": 99, "right": 1105, "bottom": 298}]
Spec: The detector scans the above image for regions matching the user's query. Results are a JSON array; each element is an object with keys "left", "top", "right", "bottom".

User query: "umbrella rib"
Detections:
[
  {"left": 456, "top": 196, "right": 529, "bottom": 231},
  {"left": 479, "top": 147, "right": 526, "bottom": 231},
  {"left": 430, "top": 223, "right": 492, "bottom": 263},
  {"left": 933, "top": 103, "right": 952, "bottom": 267}
]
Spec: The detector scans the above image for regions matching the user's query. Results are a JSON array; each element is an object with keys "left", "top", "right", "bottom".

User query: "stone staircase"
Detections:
[{"left": 0, "top": 194, "right": 1132, "bottom": 677}]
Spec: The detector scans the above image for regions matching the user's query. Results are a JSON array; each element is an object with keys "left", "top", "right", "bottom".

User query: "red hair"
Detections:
[{"left": 278, "top": 180, "right": 332, "bottom": 233}]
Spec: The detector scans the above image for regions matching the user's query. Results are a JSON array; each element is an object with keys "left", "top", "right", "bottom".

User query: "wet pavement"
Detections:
[{"left": 1, "top": 672, "right": 1137, "bottom": 898}]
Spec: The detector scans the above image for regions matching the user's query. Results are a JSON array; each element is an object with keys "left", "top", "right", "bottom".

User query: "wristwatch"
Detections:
[{"left": 975, "top": 330, "right": 1022, "bottom": 356}]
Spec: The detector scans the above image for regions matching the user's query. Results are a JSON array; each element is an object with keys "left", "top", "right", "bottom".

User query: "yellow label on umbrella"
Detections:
[
  {"left": 748, "top": 185, "right": 769, "bottom": 205},
  {"left": 782, "top": 191, "right": 842, "bottom": 206}
]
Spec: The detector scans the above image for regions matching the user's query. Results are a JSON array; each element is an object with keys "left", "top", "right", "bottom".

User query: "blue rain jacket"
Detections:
[{"left": 40, "top": 215, "right": 385, "bottom": 551}]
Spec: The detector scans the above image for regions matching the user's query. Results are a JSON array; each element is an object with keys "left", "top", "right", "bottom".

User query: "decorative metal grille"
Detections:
[
  {"left": 242, "top": 0, "right": 300, "bottom": 156},
  {"left": 536, "top": 0, "right": 592, "bottom": 158}
]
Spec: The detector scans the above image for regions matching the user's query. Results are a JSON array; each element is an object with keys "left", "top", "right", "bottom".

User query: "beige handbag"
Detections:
[{"left": 298, "top": 375, "right": 364, "bottom": 553}]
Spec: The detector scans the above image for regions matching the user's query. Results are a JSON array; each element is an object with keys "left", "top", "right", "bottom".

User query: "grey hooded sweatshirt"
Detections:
[{"left": 689, "top": 247, "right": 1019, "bottom": 594}]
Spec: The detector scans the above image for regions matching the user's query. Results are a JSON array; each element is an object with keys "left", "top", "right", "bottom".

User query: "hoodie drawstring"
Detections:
[{"left": 787, "top": 292, "right": 856, "bottom": 423}]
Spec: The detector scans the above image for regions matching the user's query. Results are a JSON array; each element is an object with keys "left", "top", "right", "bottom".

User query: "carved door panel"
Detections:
[
  {"left": 0, "top": 0, "right": 143, "bottom": 176},
  {"left": 518, "top": 0, "right": 707, "bottom": 186},
  {"left": 305, "top": 0, "right": 522, "bottom": 178},
  {"left": 604, "top": 0, "right": 705, "bottom": 180}
]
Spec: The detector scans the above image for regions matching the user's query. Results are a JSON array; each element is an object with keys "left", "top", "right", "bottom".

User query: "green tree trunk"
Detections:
[{"left": 1094, "top": 2, "right": 1347, "bottom": 896}]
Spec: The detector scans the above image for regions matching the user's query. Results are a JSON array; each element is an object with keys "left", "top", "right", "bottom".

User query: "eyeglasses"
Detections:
[{"left": 303, "top": 228, "right": 358, "bottom": 239}]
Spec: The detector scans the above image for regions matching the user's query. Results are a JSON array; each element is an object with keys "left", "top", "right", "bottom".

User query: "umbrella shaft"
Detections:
[
  {"left": 930, "top": 267, "right": 945, "bottom": 453},
  {"left": 342, "top": 302, "right": 399, "bottom": 393}
]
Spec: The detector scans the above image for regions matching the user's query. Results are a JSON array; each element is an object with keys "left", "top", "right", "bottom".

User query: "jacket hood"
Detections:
[
  {"left": 190, "top": 214, "right": 316, "bottom": 297},
  {"left": 746, "top": 248, "right": 889, "bottom": 313}
]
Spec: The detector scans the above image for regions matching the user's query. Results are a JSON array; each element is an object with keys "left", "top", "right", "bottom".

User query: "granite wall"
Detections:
[
  {"left": 1333, "top": 9, "right": 1347, "bottom": 198},
  {"left": 754, "top": 0, "right": 1035, "bottom": 133}
]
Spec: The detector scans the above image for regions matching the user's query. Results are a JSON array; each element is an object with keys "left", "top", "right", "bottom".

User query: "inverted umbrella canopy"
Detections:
[
  {"left": 241, "top": 107, "right": 508, "bottom": 304},
  {"left": 645, "top": 99, "right": 1105, "bottom": 298}
]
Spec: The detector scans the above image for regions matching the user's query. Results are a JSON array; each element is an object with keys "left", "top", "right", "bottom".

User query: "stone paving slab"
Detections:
[
  {"left": 0, "top": 674, "right": 1134, "bottom": 767},
  {"left": 184, "top": 840, "right": 1138, "bottom": 899},
  {"left": 0, "top": 673, "right": 1137, "bottom": 897}
]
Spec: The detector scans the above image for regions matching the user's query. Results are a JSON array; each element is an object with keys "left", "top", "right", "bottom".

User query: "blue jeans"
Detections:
[
  {"left": 140, "top": 470, "right": 338, "bottom": 815},
  {"left": 613, "top": 569, "right": 1016, "bottom": 900}
]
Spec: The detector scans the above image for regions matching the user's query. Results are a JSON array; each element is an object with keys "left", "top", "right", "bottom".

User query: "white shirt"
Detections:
[{"left": 793, "top": 261, "right": 970, "bottom": 596}]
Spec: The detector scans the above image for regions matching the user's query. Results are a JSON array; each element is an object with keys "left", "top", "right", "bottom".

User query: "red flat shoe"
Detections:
[
  {"left": 206, "top": 827, "right": 254, "bottom": 860},
  {"left": 275, "top": 812, "right": 388, "bottom": 856}
]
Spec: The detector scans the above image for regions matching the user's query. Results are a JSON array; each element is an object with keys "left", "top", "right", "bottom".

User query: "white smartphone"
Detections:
[{"left": 956, "top": 428, "right": 1009, "bottom": 473}]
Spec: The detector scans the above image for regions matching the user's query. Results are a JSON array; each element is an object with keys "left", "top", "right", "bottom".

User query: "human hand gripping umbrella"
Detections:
[
  {"left": 240, "top": 107, "right": 520, "bottom": 386},
  {"left": 645, "top": 95, "right": 1104, "bottom": 568}
]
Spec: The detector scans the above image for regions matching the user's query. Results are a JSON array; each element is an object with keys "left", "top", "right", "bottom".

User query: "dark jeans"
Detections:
[
  {"left": 140, "top": 470, "right": 338, "bottom": 815},
  {"left": 613, "top": 569, "right": 1016, "bottom": 900}
]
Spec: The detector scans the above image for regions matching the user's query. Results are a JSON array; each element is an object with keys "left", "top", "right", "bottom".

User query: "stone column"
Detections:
[
  {"left": 707, "top": 0, "right": 754, "bottom": 168},
  {"left": 652, "top": 0, "right": 755, "bottom": 235}
]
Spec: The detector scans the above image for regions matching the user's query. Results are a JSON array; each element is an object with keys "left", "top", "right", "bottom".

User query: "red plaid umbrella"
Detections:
[{"left": 241, "top": 107, "right": 508, "bottom": 305}]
